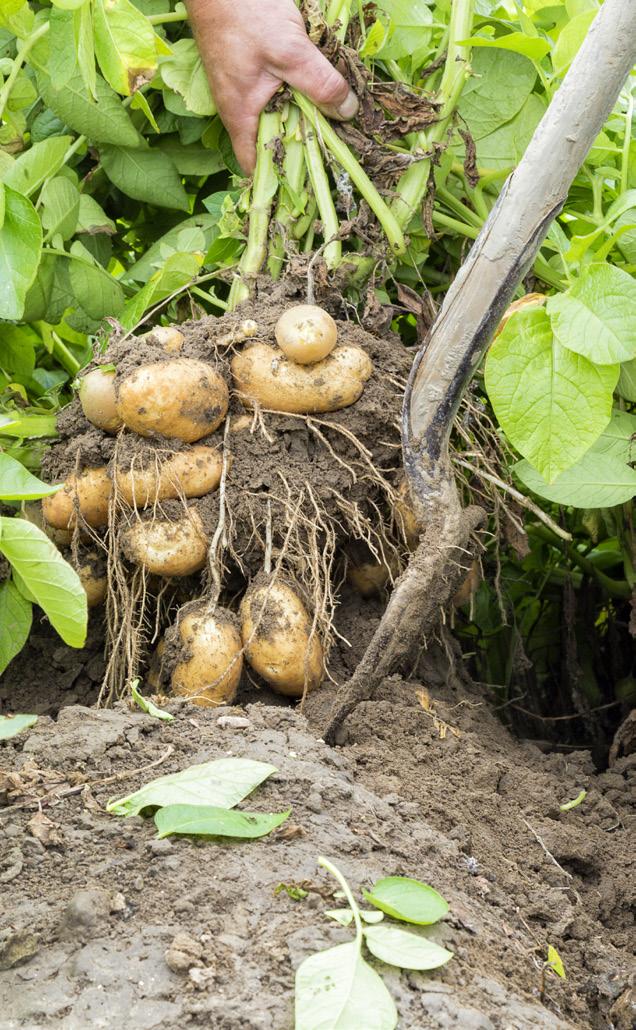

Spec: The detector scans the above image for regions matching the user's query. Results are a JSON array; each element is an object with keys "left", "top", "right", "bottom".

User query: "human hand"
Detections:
[{"left": 186, "top": 0, "right": 358, "bottom": 174}]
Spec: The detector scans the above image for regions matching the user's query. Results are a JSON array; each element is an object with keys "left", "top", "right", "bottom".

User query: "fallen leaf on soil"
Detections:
[{"left": 27, "top": 811, "right": 64, "bottom": 847}]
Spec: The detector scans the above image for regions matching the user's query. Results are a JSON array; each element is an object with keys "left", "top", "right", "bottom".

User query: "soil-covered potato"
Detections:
[
  {"left": 275, "top": 304, "right": 338, "bottom": 364},
  {"left": 115, "top": 446, "right": 224, "bottom": 507},
  {"left": 42, "top": 467, "right": 112, "bottom": 530},
  {"left": 170, "top": 605, "right": 243, "bottom": 707},
  {"left": 240, "top": 576, "right": 324, "bottom": 697},
  {"left": 231, "top": 343, "right": 373, "bottom": 414},
  {"left": 116, "top": 359, "right": 229, "bottom": 442},
  {"left": 79, "top": 368, "right": 123, "bottom": 433},
  {"left": 121, "top": 509, "right": 208, "bottom": 577},
  {"left": 78, "top": 559, "right": 108, "bottom": 608}
]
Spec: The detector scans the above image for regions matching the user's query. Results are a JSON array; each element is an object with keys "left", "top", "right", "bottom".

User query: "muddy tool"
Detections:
[{"left": 323, "top": 0, "right": 636, "bottom": 743}]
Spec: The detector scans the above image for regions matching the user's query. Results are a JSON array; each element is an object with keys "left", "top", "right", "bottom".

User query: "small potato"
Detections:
[
  {"left": 117, "top": 359, "right": 229, "bottom": 443},
  {"left": 42, "top": 467, "right": 112, "bottom": 530},
  {"left": 116, "top": 446, "right": 224, "bottom": 507},
  {"left": 152, "top": 326, "right": 185, "bottom": 354},
  {"left": 275, "top": 304, "right": 338, "bottom": 364},
  {"left": 495, "top": 293, "right": 546, "bottom": 337},
  {"left": 121, "top": 509, "right": 208, "bottom": 577},
  {"left": 171, "top": 606, "right": 243, "bottom": 707},
  {"left": 232, "top": 343, "right": 372, "bottom": 415},
  {"left": 240, "top": 577, "right": 323, "bottom": 697},
  {"left": 79, "top": 368, "right": 123, "bottom": 433},
  {"left": 348, "top": 557, "right": 400, "bottom": 598},
  {"left": 78, "top": 562, "right": 108, "bottom": 608},
  {"left": 22, "top": 502, "right": 73, "bottom": 547}
]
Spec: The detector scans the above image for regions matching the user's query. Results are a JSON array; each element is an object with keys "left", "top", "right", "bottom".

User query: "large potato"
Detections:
[
  {"left": 231, "top": 343, "right": 373, "bottom": 414},
  {"left": 121, "top": 509, "right": 208, "bottom": 577},
  {"left": 115, "top": 446, "right": 223, "bottom": 507},
  {"left": 171, "top": 606, "right": 243, "bottom": 707},
  {"left": 116, "top": 359, "right": 229, "bottom": 442},
  {"left": 42, "top": 467, "right": 112, "bottom": 530},
  {"left": 79, "top": 368, "right": 123, "bottom": 433},
  {"left": 240, "top": 577, "right": 323, "bottom": 697}
]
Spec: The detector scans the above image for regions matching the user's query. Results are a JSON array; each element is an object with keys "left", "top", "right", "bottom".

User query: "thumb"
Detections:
[{"left": 277, "top": 41, "right": 358, "bottom": 121}]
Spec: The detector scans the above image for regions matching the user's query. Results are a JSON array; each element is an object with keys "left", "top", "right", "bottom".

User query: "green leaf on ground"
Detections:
[
  {"left": 363, "top": 925, "right": 453, "bottom": 970},
  {"left": 0, "top": 453, "right": 61, "bottom": 501},
  {"left": 0, "top": 517, "right": 87, "bottom": 647},
  {"left": 325, "top": 909, "right": 385, "bottom": 927},
  {"left": 485, "top": 307, "right": 618, "bottom": 482},
  {"left": 546, "top": 944, "right": 566, "bottom": 979},
  {"left": 154, "top": 804, "right": 290, "bottom": 839},
  {"left": 0, "top": 186, "right": 42, "bottom": 321},
  {"left": 130, "top": 679, "right": 174, "bottom": 721},
  {"left": 100, "top": 144, "right": 189, "bottom": 210},
  {"left": 295, "top": 940, "right": 397, "bottom": 1030},
  {"left": 0, "top": 713, "right": 38, "bottom": 741},
  {"left": 559, "top": 790, "right": 587, "bottom": 813},
  {"left": 0, "top": 581, "right": 32, "bottom": 677},
  {"left": 363, "top": 877, "right": 449, "bottom": 925},
  {"left": 107, "top": 758, "right": 277, "bottom": 816},
  {"left": 547, "top": 264, "right": 636, "bottom": 365}
]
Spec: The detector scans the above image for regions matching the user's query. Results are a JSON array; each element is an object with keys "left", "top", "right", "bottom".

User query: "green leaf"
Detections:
[
  {"left": 107, "top": 758, "right": 277, "bottom": 816},
  {"left": 547, "top": 265, "right": 636, "bottom": 365},
  {"left": 295, "top": 941, "right": 397, "bottom": 1030},
  {"left": 0, "top": 324, "right": 37, "bottom": 378},
  {"left": 363, "top": 877, "right": 449, "bottom": 925},
  {"left": 617, "top": 358, "right": 636, "bottom": 402},
  {"left": 459, "top": 33, "right": 551, "bottom": 61},
  {"left": 66, "top": 245, "right": 125, "bottom": 322},
  {"left": 0, "top": 713, "right": 38, "bottom": 741},
  {"left": 363, "top": 925, "right": 453, "bottom": 971},
  {"left": 40, "top": 177, "right": 80, "bottom": 241},
  {"left": 0, "top": 453, "right": 61, "bottom": 501},
  {"left": 325, "top": 909, "right": 385, "bottom": 927},
  {"left": 514, "top": 411, "right": 636, "bottom": 508},
  {"left": 159, "top": 38, "right": 216, "bottom": 116},
  {"left": 93, "top": 0, "right": 158, "bottom": 96},
  {"left": 0, "top": 517, "right": 87, "bottom": 647},
  {"left": 119, "top": 250, "right": 201, "bottom": 329},
  {"left": 0, "top": 186, "right": 42, "bottom": 321},
  {"left": 36, "top": 66, "right": 142, "bottom": 147},
  {"left": 3, "top": 136, "right": 73, "bottom": 198},
  {"left": 0, "top": 412, "right": 58, "bottom": 439},
  {"left": 457, "top": 48, "right": 537, "bottom": 141},
  {"left": 473, "top": 94, "right": 546, "bottom": 171},
  {"left": 0, "top": 581, "right": 32, "bottom": 676},
  {"left": 100, "top": 145, "right": 189, "bottom": 210},
  {"left": 76, "top": 194, "right": 116, "bottom": 235},
  {"left": 125, "top": 212, "right": 222, "bottom": 281},
  {"left": 75, "top": 1, "right": 97, "bottom": 99},
  {"left": 154, "top": 804, "right": 290, "bottom": 839},
  {"left": 546, "top": 944, "right": 566, "bottom": 979},
  {"left": 131, "top": 679, "right": 174, "bottom": 721},
  {"left": 551, "top": 11, "right": 596, "bottom": 75},
  {"left": 156, "top": 137, "right": 225, "bottom": 177},
  {"left": 485, "top": 308, "right": 618, "bottom": 481}
]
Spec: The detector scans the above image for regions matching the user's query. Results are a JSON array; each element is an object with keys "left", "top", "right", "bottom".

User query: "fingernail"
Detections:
[{"left": 336, "top": 89, "right": 359, "bottom": 120}]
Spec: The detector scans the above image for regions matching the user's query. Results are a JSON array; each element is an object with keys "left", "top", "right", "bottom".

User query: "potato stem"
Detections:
[
  {"left": 294, "top": 91, "right": 406, "bottom": 256},
  {"left": 391, "top": 0, "right": 474, "bottom": 230},
  {"left": 301, "top": 110, "right": 342, "bottom": 270},
  {"left": 269, "top": 105, "right": 307, "bottom": 279},
  {"left": 228, "top": 111, "right": 281, "bottom": 310}
]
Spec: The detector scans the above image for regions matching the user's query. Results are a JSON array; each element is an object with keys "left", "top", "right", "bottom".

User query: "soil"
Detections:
[{"left": 1, "top": 601, "right": 634, "bottom": 1030}]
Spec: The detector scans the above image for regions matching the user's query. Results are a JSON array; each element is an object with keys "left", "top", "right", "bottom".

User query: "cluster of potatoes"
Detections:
[{"left": 40, "top": 305, "right": 377, "bottom": 707}]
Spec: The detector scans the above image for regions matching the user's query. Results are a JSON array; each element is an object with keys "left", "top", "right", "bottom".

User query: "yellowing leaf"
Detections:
[{"left": 93, "top": 0, "right": 158, "bottom": 96}]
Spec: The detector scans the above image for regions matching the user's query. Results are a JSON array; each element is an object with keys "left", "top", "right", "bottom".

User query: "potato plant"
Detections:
[{"left": 0, "top": 0, "right": 633, "bottom": 726}]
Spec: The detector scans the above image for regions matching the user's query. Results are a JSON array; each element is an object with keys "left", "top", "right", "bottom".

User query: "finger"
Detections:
[
  {"left": 274, "top": 42, "right": 358, "bottom": 121},
  {"left": 218, "top": 79, "right": 280, "bottom": 175}
]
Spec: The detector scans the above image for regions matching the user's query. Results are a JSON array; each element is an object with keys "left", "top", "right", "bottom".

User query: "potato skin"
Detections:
[
  {"left": 240, "top": 578, "right": 323, "bottom": 697},
  {"left": 121, "top": 509, "right": 208, "bottom": 577},
  {"left": 79, "top": 369, "right": 123, "bottom": 433},
  {"left": 117, "top": 359, "right": 229, "bottom": 442},
  {"left": 231, "top": 343, "right": 373, "bottom": 414},
  {"left": 171, "top": 607, "right": 243, "bottom": 707},
  {"left": 78, "top": 564, "right": 108, "bottom": 608},
  {"left": 116, "top": 446, "right": 223, "bottom": 507},
  {"left": 275, "top": 304, "right": 338, "bottom": 364},
  {"left": 42, "top": 468, "right": 112, "bottom": 530}
]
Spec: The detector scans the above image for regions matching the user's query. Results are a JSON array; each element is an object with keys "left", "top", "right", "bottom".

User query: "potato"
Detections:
[
  {"left": 347, "top": 557, "right": 401, "bottom": 598},
  {"left": 275, "top": 304, "right": 338, "bottom": 364},
  {"left": 79, "top": 368, "right": 123, "bottom": 433},
  {"left": 495, "top": 293, "right": 546, "bottom": 337},
  {"left": 240, "top": 577, "right": 324, "bottom": 697},
  {"left": 171, "top": 606, "right": 243, "bottom": 707},
  {"left": 42, "top": 467, "right": 112, "bottom": 530},
  {"left": 232, "top": 343, "right": 372, "bottom": 414},
  {"left": 152, "top": 326, "right": 185, "bottom": 354},
  {"left": 22, "top": 502, "right": 73, "bottom": 547},
  {"left": 117, "top": 359, "right": 229, "bottom": 442},
  {"left": 78, "top": 561, "right": 108, "bottom": 608},
  {"left": 116, "top": 445, "right": 224, "bottom": 507},
  {"left": 121, "top": 509, "right": 208, "bottom": 577}
]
